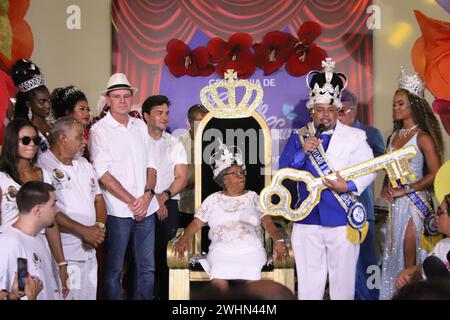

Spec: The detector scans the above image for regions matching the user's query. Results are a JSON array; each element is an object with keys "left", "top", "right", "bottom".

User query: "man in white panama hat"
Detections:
[{"left": 89, "top": 73, "right": 159, "bottom": 300}]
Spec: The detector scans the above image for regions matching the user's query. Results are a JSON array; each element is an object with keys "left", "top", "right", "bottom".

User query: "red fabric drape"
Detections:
[{"left": 112, "top": 0, "right": 373, "bottom": 123}]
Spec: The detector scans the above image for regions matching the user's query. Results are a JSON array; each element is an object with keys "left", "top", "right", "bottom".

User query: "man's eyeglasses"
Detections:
[
  {"left": 19, "top": 136, "right": 40, "bottom": 146},
  {"left": 436, "top": 207, "right": 448, "bottom": 216},
  {"left": 225, "top": 170, "right": 247, "bottom": 177},
  {"left": 338, "top": 109, "right": 352, "bottom": 116}
]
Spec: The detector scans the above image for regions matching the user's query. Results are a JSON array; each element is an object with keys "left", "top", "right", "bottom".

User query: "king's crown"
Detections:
[{"left": 200, "top": 69, "right": 263, "bottom": 118}]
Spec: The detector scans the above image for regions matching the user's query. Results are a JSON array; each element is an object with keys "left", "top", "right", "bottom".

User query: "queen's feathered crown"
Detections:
[
  {"left": 398, "top": 66, "right": 425, "bottom": 98},
  {"left": 210, "top": 138, "right": 245, "bottom": 178},
  {"left": 305, "top": 58, "right": 347, "bottom": 110}
]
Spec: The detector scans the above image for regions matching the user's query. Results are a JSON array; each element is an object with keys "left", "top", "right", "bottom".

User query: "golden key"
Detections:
[{"left": 259, "top": 145, "right": 417, "bottom": 221}]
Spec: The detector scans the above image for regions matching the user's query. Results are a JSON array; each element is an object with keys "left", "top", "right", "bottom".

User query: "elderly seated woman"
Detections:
[{"left": 173, "top": 145, "right": 288, "bottom": 292}]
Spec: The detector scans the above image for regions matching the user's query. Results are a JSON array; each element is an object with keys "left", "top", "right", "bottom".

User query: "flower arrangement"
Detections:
[{"left": 164, "top": 21, "right": 327, "bottom": 79}]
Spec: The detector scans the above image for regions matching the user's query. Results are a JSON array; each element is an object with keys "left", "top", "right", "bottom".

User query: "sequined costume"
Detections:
[{"left": 380, "top": 132, "right": 428, "bottom": 300}]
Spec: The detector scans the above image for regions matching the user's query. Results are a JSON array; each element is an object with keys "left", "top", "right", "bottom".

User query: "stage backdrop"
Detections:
[{"left": 111, "top": 0, "right": 373, "bottom": 167}]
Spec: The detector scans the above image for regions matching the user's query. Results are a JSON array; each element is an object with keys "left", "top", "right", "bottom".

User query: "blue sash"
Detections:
[
  {"left": 399, "top": 182, "right": 437, "bottom": 236},
  {"left": 297, "top": 124, "right": 367, "bottom": 234}
]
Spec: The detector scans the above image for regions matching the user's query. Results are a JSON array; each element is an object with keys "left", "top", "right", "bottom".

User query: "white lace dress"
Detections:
[{"left": 195, "top": 191, "right": 267, "bottom": 280}]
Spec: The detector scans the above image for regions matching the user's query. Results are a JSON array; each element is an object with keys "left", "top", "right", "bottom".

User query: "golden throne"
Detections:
[{"left": 167, "top": 70, "right": 295, "bottom": 300}]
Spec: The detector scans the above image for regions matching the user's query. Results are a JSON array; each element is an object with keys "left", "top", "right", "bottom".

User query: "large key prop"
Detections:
[{"left": 260, "top": 146, "right": 417, "bottom": 222}]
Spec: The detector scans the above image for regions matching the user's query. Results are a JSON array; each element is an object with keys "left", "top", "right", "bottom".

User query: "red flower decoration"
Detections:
[
  {"left": 286, "top": 21, "right": 328, "bottom": 77},
  {"left": 208, "top": 33, "right": 256, "bottom": 79},
  {"left": 164, "top": 39, "right": 214, "bottom": 77},
  {"left": 254, "top": 31, "right": 296, "bottom": 75}
]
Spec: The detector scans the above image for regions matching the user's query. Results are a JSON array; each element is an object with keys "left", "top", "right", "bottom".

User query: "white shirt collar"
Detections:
[{"left": 104, "top": 111, "right": 134, "bottom": 128}]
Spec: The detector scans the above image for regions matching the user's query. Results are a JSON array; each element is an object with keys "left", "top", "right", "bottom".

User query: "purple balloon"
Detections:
[{"left": 436, "top": 0, "right": 450, "bottom": 14}]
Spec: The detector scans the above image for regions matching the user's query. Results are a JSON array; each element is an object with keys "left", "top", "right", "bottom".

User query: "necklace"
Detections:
[{"left": 399, "top": 125, "right": 418, "bottom": 138}]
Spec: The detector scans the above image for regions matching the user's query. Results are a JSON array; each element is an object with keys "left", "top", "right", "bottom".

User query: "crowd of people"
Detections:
[{"left": 0, "top": 58, "right": 448, "bottom": 300}]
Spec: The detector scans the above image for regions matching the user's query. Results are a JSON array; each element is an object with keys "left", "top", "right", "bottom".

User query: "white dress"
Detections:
[{"left": 195, "top": 191, "right": 267, "bottom": 280}]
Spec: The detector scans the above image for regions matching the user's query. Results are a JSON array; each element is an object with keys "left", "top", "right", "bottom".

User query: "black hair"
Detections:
[
  {"left": 51, "top": 85, "right": 88, "bottom": 119},
  {"left": 0, "top": 119, "right": 39, "bottom": 185},
  {"left": 11, "top": 59, "right": 49, "bottom": 119},
  {"left": 16, "top": 181, "right": 55, "bottom": 214},
  {"left": 141, "top": 95, "right": 171, "bottom": 115},
  {"left": 392, "top": 279, "right": 450, "bottom": 300},
  {"left": 445, "top": 194, "right": 450, "bottom": 215},
  {"left": 393, "top": 88, "right": 444, "bottom": 164}
]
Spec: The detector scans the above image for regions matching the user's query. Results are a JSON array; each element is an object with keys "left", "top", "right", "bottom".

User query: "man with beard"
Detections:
[{"left": 279, "top": 58, "right": 376, "bottom": 300}]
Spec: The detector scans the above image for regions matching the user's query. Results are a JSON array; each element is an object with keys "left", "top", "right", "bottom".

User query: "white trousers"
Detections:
[
  {"left": 291, "top": 224, "right": 359, "bottom": 300},
  {"left": 65, "top": 256, "right": 98, "bottom": 300}
]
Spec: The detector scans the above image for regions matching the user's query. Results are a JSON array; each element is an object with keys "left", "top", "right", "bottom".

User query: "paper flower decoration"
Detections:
[
  {"left": 164, "top": 39, "right": 214, "bottom": 77},
  {"left": 0, "top": 0, "right": 34, "bottom": 72},
  {"left": 253, "top": 31, "right": 296, "bottom": 75},
  {"left": 208, "top": 33, "right": 256, "bottom": 79},
  {"left": 286, "top": 21, "right": 327, "bottom": 77}
]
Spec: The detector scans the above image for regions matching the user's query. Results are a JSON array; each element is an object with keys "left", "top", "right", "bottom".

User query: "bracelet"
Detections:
[
  {"left": 404, "top": 184, "right": 415, "bottom": 194},
  {"left": 57, "top": 261, "right": 68, "bottom": 268},
  {"left": 275, "top": 238, "right": 285, "bottom": 243}
]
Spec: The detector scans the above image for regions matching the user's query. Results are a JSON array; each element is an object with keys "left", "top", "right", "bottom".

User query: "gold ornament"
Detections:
[
  {"left": 259, "top": 146, "right": 418, "bottom": 221},
  {"left": 200, "top": 69, "right": 263, "bottom": 118}
]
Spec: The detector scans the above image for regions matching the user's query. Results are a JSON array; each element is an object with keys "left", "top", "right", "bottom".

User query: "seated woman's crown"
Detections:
[
  {"left": 200, "top": 69, "right": 263, "bottom": 118},
  {"left": 210, "top": 138, "right": 245, "bottom": 178}
]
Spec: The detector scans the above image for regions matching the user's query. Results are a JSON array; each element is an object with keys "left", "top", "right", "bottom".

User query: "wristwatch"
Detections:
[
  {"left": 95, "top": 222, "right": 106, "bottom": 233},
  {"left": 163, "top": 189, "right": 173, "bottom": 199},
  {"left": 145, "top": 188, "right": 155, "bottom": 196}
]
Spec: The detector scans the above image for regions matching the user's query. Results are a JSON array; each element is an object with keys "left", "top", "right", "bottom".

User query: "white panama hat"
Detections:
[{"left": 101, "top": 73, "right": 138, "bottom": 96}]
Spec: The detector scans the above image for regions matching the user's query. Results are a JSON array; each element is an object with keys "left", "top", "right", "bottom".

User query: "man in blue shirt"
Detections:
[
  {"left": 279, "top": 59, "right": 376, "bottom": 299},
  {"left": 339, "top": 90, "right": 384, "bottom": 300}
]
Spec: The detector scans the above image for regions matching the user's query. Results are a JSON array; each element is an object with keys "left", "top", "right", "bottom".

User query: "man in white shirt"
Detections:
[
  {"left": 142, "top": 95, "right": 188, "bottom": 300},
  {"left": 38, "top": 117, "right": 107, "bottom": 300},
  {"left": 89, "top": 73, "right": 159, "bottom": 300},
  {"left": 0, "top": 181, "right": 61, "bottom": 300}
]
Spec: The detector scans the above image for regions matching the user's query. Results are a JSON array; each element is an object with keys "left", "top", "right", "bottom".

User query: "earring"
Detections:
[{"left": 28, "top": 108, "right": 33, "bottom": 121}]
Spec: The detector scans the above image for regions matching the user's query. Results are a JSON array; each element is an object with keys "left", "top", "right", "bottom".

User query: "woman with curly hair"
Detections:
[
  {"left": 380, "top": 67, "right": 444, "bottom": 300},
  {"left": 50, "top": 86, "right": 91, "bottom": 157}
]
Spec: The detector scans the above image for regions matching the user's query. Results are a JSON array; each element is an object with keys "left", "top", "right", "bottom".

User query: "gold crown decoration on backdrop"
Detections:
[
  {"left": 398, "top": 66, "right": 425, "bottom": 98},
  {"left": 200, "top": 69, "right": 264, "bottom": 118}
]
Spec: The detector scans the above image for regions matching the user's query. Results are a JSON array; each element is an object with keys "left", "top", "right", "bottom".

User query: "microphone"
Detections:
[
  {"left": 305, "top": 124, "right": 326, "bottom": 156},
  {"left": 423, "top": 255, "right": 450, "bottom": 280},
  {"left": 314, "top": 123, "right": 326, "bottom": 139}
]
